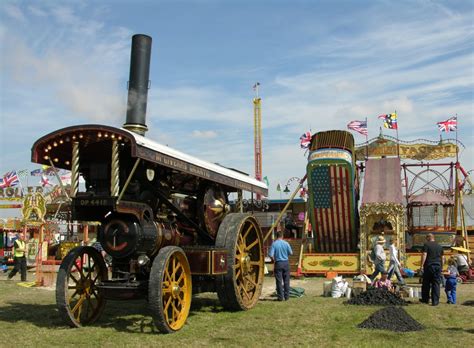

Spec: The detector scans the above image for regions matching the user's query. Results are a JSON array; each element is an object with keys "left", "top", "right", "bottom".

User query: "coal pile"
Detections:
[
  {"left": 358, "top": 306, "right": 425, "bottom": 332},
  {"left": 345, "top": 288, "right": 408, "bottom": 306}
]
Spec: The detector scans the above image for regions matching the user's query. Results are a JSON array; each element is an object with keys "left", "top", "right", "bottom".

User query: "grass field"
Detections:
[{"left": 0, "top": 274, "right": 473, "bottom": 347}]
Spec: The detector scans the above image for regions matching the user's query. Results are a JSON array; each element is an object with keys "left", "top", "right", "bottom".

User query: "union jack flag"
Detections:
[
  {"left": 0, "top": 171, "right": 20, "bottom": 188},
  {"left": 300, "top": 131, "right": 312, "bottom": 149},
  {"left": 437, "top": 116, "right": 457, "bottom": 132},
  {"left": 347, "top": 120, "right": 368, "bottom": 135}
]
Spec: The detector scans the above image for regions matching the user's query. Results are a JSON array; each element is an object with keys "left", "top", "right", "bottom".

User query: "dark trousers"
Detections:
[
  {"left": 8, "top": 256, "right": 27, "bottom": 281},
  {"left": 421, "top": 264, "right": 441, "bottom": 305},
  {"left": 274, "top": 261, "right": 290, "bottom": 300},
  {"left": 370, "top": 262, "right": 386, "bottom": 281}
]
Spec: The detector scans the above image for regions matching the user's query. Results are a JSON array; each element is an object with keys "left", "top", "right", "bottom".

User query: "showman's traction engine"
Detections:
[{"left": 31, "top": 34, "right": 268, "bottom": 333}]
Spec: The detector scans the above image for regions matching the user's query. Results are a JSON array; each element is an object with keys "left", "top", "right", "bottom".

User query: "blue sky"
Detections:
[{"left": 0, "top": 0, "right": 473, "bottom": 203}]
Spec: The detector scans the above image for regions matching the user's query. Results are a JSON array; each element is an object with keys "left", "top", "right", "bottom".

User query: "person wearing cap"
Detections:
[
  {"left": 370, "top": 236, "right": 387, "bottom": 282},
  {"left": 420, "top": 233, "right": 444, "bottom": 306}
]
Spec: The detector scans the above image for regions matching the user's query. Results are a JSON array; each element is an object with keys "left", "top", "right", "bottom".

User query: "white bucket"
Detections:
[
  {"left": 323, "top": 281, "right": 332, "bottom": 297},
  {"left": 408, "top": 287, "right": 414, "bottom": 298},
  {"left": 345, "top": 287, "right": 352, "bottom": 299}
]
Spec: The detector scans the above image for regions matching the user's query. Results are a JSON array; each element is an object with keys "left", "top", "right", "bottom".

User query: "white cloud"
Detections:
[
  {"left": 3, "top": 4, "right": 26, "bottom": 22},
  {"left": 191, "top": 130, "right": 217, "bottom": 139}
]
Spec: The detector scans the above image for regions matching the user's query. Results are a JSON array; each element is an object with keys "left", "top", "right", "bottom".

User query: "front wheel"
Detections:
[
  {"left": 216, "top": 213, "right": 264, "bottom": 310},
  {"left": 148, "top": 246, "right": 192, "bottom": 333},
  {"left": 56, "top": 246, "right": 108, "bottom": 327}
]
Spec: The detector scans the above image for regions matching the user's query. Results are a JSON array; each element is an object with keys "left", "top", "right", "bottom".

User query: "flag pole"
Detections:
[
  {"left": 395, "top": 110, "right": 400, "bottom": 158},
  {"left": 365, "top": 117, "right": 369, "bottom": 159},
  {"left": 455, "top": 113, "right": 459, "bottom": 164}
]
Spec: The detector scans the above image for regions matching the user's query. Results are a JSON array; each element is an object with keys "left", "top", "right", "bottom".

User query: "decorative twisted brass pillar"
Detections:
[
  {"left": 70, "top": 141, "right": 80, "bottom": 198},
  {"left": 237, "top": 190, "right": 243, "bottom": 213},
  {"left": 110, "top": 139, "right": 120, "bottom": 196}
]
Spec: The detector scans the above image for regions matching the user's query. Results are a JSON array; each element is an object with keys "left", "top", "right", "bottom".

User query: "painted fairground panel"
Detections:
[
  {"left": 302, "top": 253, "right": 359, "bottom": 274},
  {"left": 306, "top": 130, "right": 358, "bottom": 254},
  {"left": 405, "top": 252, "right": 453, "bottom": 272},
  {"left": 354, "top": 135, "right": 459, "bottom": 161}
]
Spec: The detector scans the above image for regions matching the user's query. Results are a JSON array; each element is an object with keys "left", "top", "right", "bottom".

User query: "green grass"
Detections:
[{"left": 0, "top": 275, "right": 473, "bottom": 347}]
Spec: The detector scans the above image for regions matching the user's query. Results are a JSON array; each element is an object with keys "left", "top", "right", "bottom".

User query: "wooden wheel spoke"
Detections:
[
  {"left": 245, "top": 239, "right": 259, "bottom": 251},
  {"left": 90, "top": 288, "right": 99, "bottom": 300},
  {"left": 171, "top": 301, "right": 180, "bottom": 321},
  {"left": 68, "top": 289, "right": 80, "bottom": 303},
  {"left": 244, "top": 274, "right": 258, "bottom": 289},
  {"left": 249, "top": 261, "right": 261, "bottom": 267},
  {"left": 163, "top": 295, "right": 173, "bottom": 313},
  {"left": 71, "top": 294, "right": 86, "bottom": 316},
  {"left": 176, "top": 272, "right": 185, "bottom": 285},
  {"left": 239, "top": 283, "right": 251, "bottom": 300},
  {"left": 243, "top": 224, "right": 253, "bottom": 241},
  {"left": 235, "top": 268, "right": 242, "bottom": 279},
  {"left": 69, "top": 273, "right": 80, "bottom": 284}
]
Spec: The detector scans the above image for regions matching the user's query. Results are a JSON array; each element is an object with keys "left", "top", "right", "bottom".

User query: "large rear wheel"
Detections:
[
  {"left": 149, "top": 246, "right": 192, "bottom": 333},
  {"left": 216, "top": 213, "right": 264, "bottom": 310},
  {"left": 56, "top": 246, "right": 108, "bottom": 327}
]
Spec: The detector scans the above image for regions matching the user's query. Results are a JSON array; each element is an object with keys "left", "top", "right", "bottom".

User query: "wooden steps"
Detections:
[{"left": 285, "top": 239, "right": 304, "bottom": 275}]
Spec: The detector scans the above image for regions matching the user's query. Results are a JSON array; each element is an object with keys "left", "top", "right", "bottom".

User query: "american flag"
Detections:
[
  {"left": 378, "top": 113, "right": 398, "bottom": 129},
  {"left": 309, "top": 165, "right": 355, "bottom": 253},
  {"left": 299, "top": 131, "right": 312, "bottom": 149},
  {"left": 347, "top": 120, "right": 368, "bottom": 135},
  {"left": 437, "top": 116, "right": 457, "bottom": 132},
  {"left": 0, "top": 171, "right": 20, "bottom": 188}
]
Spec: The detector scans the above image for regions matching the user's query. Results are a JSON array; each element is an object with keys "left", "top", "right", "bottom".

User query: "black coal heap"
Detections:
[
  {"left": 345, "top": 288, "right": 408, "bottom": 306},
  {"left": 358, "top": 306, "right": 425, "bottom": 332}
]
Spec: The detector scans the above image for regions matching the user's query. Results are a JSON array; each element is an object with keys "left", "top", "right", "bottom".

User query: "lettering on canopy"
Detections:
[{"left": 355, "top": 138, "right": 458, "bottom": 161}]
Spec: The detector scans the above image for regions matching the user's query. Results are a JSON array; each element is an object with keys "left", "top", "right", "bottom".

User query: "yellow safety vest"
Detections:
[{"left": 14, "top": 240, "right": 26, "bottom": 258}]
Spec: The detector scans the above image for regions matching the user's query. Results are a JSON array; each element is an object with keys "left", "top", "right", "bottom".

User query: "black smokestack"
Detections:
[{"left": 123, "top": 34, "right": 152, "bottom": 136}]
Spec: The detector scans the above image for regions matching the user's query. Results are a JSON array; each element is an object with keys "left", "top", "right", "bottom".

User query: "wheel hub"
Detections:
[
  {"left": 239, "top": 253, "right": 251, "bottom": 275},
  {"left": 171, "top": 283, "right": 181, "bottom": 299}
]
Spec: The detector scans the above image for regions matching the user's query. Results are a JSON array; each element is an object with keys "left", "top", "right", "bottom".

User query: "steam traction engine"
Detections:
[{"left": 30, "top": 35, "right": 268, "bottom": 333}]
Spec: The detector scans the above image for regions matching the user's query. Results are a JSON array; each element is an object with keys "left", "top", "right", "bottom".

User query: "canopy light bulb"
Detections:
[{"left": 65, "top": 161, "right": 70, "bottom": 165}]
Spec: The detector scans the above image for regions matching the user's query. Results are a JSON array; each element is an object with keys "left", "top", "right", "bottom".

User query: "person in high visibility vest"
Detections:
[{"left": 8, "top": 232, "right": 27, "bottom": 281}]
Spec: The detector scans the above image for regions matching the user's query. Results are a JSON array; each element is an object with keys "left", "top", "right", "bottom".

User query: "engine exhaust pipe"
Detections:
[{"left": 123, "top": 34, "right": 152, "bottom": 136}]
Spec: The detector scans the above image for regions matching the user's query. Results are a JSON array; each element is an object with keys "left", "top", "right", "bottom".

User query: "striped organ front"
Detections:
[{"left": 306, "top": 131, "right": 359, "bottom": 253}]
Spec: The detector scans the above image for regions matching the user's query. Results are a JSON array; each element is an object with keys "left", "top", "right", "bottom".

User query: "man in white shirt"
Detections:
[
  {"left": 455, "top": 253, "right": 470, "bottom": 273},
  {"left": 387, "top": 238, "right": 405, "bottom": 285}
]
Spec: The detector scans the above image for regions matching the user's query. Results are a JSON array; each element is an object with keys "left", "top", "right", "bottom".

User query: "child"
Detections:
[
  {"left": 374, "top": 271, "right": 393, "bottom": 291},
  {"left": 445, "top": 257, "right": 459, "bottom": 304}
]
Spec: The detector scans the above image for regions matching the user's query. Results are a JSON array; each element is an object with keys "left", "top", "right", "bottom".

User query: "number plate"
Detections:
[{"left": 74, "top": 197, "right": 116, "bottom": 207}]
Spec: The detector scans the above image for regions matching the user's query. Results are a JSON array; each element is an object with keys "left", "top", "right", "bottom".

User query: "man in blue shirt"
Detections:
[{"left": 269, "top": 230, "right": 293, "bottom": 301}]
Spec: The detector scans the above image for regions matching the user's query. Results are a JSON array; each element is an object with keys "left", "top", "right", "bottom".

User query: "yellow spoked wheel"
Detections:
[
  {"left": 216, "top": 213, "right": 264, "bottom": 310},
  {"left": 149, "top": 246, "right": 192, "bottom": 333},
  {"left": 56, "top": 246, "right": 108, "bottom": 327}
]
